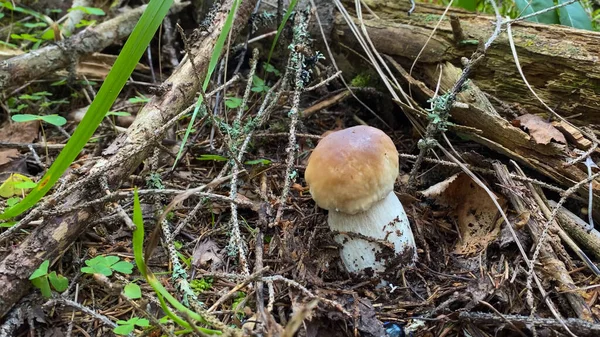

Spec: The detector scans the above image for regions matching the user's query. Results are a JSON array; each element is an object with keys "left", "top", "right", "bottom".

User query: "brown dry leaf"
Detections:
[
  {"left": 515, "top": 114, "right": 567, "bottom": 145},
  {"left": 55, "top": 53, "right": 150, "bottom": 80},
  {"left": 0, "top": 120, "right": 39, "bottom": 166},
  {"left": 191, "top": 239, "right": 224, "bottom": 271},
  {"left": 421, "top": 173, "right": 506, "bottom": 255}
]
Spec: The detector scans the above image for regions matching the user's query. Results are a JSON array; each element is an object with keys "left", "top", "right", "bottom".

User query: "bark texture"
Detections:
[
  {"left": 0, "top": 0, "right": 258, "bottom": 318},
  {"left": 332, "top": 0, "right": 600, "bottom": 201},
  {"left": 336, "top": 0, "right": 600, "bottom": 125}
]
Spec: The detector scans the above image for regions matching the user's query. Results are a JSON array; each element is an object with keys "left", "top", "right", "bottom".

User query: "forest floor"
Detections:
[{"left": 1, "top": 1, "right": 599, "bottom": 337}]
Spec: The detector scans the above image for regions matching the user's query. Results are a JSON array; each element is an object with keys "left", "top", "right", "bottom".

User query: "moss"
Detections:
[{"left": 350, "top": 72, "right": 373, "bottom": 87}]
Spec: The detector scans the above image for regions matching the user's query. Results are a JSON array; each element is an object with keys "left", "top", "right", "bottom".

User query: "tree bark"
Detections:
[
  {"left": 335, "top": 0, "right": 600, "bottom": 125},
  {"left": 332, "top": 0, "right": 600, "bottom": 201},
  {"left": 0, "top": 0, "right": 258, "bottom": 318}
]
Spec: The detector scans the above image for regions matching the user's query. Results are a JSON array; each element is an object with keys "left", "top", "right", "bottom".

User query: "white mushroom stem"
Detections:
[{"left": 328, "top": 192, "right": 417, "bottom": 273}]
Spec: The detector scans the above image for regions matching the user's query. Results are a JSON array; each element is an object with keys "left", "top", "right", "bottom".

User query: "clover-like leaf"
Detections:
[
  {"left": 123, "top": 283, "right": 141, "bottom": 299},
  {"left": 48, "top": 271, "right": 69, "bottom": 292},
  {"left": 111, "top": 261, "right": 133, "bottom": 274},
  {"left": 30, "top": 260, "right": 49, "bottom": 279}
]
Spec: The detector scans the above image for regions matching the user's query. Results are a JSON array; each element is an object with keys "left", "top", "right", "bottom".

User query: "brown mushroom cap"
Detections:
[{"left": 305, "top": 125, "right": 399, "bottom": 215}]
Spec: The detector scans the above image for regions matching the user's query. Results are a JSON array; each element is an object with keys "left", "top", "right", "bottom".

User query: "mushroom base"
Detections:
[{"left": 328, "top": 192, "right": 417, "bottom": 274}]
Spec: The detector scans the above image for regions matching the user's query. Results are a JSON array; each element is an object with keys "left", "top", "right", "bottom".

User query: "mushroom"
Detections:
[{"left": 305, "top": 125, "right": 417, "bottom": 273}]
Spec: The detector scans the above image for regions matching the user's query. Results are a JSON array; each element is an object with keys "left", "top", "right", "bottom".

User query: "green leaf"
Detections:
[
  {"left": 96, "top": 264, "right": 114, "bottom": 276},
  {"left": 106, "top": 111, "right": 131, "bottom": 117},
  {"left": 557, "top": 0, "right": 593, "bottom": 30},
  {"left": 31, "top": 276, "right": 52, "bottom": 298},
  {"left": 40, "top": 29, "right": 55, "bottom": 41},
  {"left": 128, "top": 95, "right": 150, "bottom": 104},
  {"left": 515, "top": 0, "right": 559, "bottom": 24},
  {"left": 0, "top": 221, "right": 16, "bottom": 227},
  {"left": 11, "top": 114, "right": 39, "bottom": 123},
  {"left": 111, "top": 261, "right": 134, "bottom": 274},
  {"left": 11, "top": 33, "right": 40, "bottom": 42},
  {"left": 456, "top": 0, "right": 478, "bottom": 11},
  {"left": 113, "top": 324, "right": 134, "bottom": 335},
  {"left": 132, "top": 189, "right": 147, "bottom": 278},
  {"left": 80, "top": 266, "right": 96, "bottom": 274},
  {"left": 23, "top": 22, "right": 47, "bottom": 28},
  {"left": 124, "top": 283, "right": 142, "bottom": 299},
  {"left": 0, "top": 174, "right": 34, "bottom": 198},
  {"left": 40, "top": 114, "right": 67, "bottom": 126},
  {"left": 103, "top": 255, "right": 120, "bottom": 265},
  {"left": 69, "top": 6, "right": 106, "bottom": 16},
  {"left": 30, "top": 260, "right": 50, "bottom": 279},
  {"left": 132, "top": 317, "right": 150, "bottom": 327},
  {"left": 263, "top": 63, "right": 280, "bottom": 76},
  {"left": 225, "top": 97, "right": 243, "bottom": 109},
  {"left": 0, "top": 0, "right": 175, "bottom": 220},
  {"left": 14, "top": 181, "right": 37, "bottom": 189},
  {"left": 48, "top": 271, "right": 69, "bottom": 292},
  {"left": 197, "top": 154, "right": 228, "bottom": 161},
  {"left": 6, "top": 197, "right": 20, "bottom": 207},
  {"left": 244, "top": 158, "right": 271, "bottom": 166}
]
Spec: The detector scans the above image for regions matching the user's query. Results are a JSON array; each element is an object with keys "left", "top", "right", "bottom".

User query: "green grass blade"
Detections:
[
  {"left": 132, "top": 188, "right": 147, "bottom": 278},
  {"left": 0, "top": 0, "right": 174, "bottom": 220},
  {"left": 172, "top": 0, "right": 242, "bottom": 168},
  {"left": 132, "top": 190, "right": 221, "bottom": 334},
  {"left": 266, "top": 0, "right": 298, "bottom": 65}
]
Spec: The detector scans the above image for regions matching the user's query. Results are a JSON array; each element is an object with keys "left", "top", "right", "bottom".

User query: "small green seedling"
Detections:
[
  {"left": 29, "top": 260, "right": 69, "bottom": 298},
  {"left": 12, "top": 113, "right": 67, "bottom": 163},
  {"left": 263, "top": 63, "right": 281, "bottom": 76},
  {"left": 123, "top": 283, "right": 142, "bottom": 299},
  {"left": 190, "top": 277, "right": 213, "bottom": 293},
  {"left": 244, "top": 158, "right": 271, "bottom": 166},
  {"left": 114, "top": 317, "right": 149, "bottom": 335},
  {"left": 0, "top": 174, "right": 35, "bottom": 198},
  {"left": 197, "top": 154, "right": 228, "bottom": 162},
  {"left": 68, "top": 6, "right": 105, "bottom": 16},
  {"left": 128, "top": 95, "right": 151, "bottom": 104},
  {"left": 251, "top": 75, "right": 269, "bottom": 93},
  {"left": 81, "top": 256, "right": 133, "bottom": 276},
  {"left": 12, "top": 114, "right": 66, "bottom": 126},
  {"left": 225, "top": 97, "right": 246, "bottom": 109}
]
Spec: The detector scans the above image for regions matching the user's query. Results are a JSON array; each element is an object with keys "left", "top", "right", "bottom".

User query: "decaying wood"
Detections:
[
  {"left": 0, "top": 0, "right": 258, "bottom": 318},
  {"left": 549, "top": 200, "right": 600, "bottom": 260},
  {"left": 0, "top": 1, "right": 189, "bottom": 89},
  {"left": 331, "top": 1, "right": 600, "bottom": 207},
  {"left": 335, "top": 0, "right": 600, "bottom": 125},
  {"left": 493, "top": 163, "right": 592, "bottom": 321}
]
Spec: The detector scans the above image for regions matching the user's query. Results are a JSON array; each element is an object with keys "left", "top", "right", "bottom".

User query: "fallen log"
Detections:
[
  {"left": 331, "top": 0, "right": 600, "bottom": 202},
  {"left": 0, "top": 0, "right": 258, "bottom": 318},
  {"left": 335, "top": 0, "right": 600, "bottom": 125}
]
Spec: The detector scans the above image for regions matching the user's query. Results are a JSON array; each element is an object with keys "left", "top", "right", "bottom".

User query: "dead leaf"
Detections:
[
  {"left": 192, "top": 239, "right": 224, "bottom": 271},
  {"left": 514, "top": 114, "right": 566, "bottom": 145},
  {"left": 0, "top": 120, "right": 39, "bottom": 166},
  {"left": 421, "top": 173, "right": 506, "bottom": 255},
  {"left": 56, "top": 53, "right": 150, "bottom": 80}
]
